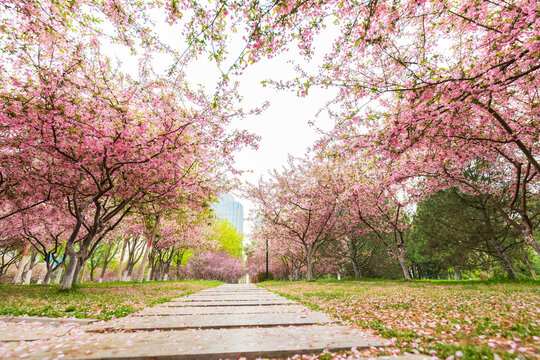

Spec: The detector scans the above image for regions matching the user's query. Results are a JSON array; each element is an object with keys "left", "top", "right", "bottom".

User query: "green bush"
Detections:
[{"left": 256, "top": 272, "right": 274, "bottom": 282}]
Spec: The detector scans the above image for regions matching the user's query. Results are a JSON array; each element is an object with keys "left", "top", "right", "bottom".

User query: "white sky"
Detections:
[{"left": 185, "top": 53, "right": 337, "bottom": 236}]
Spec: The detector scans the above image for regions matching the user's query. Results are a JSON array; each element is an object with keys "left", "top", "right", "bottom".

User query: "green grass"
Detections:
[
  {"left": 259, "top": 279, "right": 539, "bottom": 359},
  {"left": 0, "top": 280, "right": 221, "bottom": 320}
]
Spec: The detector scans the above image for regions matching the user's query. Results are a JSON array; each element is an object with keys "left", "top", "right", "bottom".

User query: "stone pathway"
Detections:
[{"left": 0, "top": 284, "right": 435, "bottom": 359}]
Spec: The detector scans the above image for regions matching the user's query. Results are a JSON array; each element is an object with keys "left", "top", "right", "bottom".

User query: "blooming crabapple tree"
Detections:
[
  {"left": 131, "top": 175, "right": 222, "bottom": 283},
  {"left": 185, "top": 250, "right": 244, "bottom": 283},
  {"left": 216, "top": 0, "right": 539, "bottom": 172},
  {"left": 329, "top": 154, "right": 415, "bottom": 281},
  {"left": 6, "top": 202, "right": 71, "bottom": 284},
  {"left": 147, "top": 212, "right": 215, "bottom": 281},
  {"left": 0, "top": 231, "right": 25, "bottom": 280},
  {"left": 0, "top": 0, "right": 165, "bottom": 222},
  {"left": 3, "top": 53, "right": 250, "bottom": 290},
  {"left": 341, "top": 103, "right": 540, "bottom": 259},
  {"left": 388, "top": 130, "right": 540, "bottom": 259},
  {"left": 87, "top": 238, "right": 120, "bottom": 282},
  {"left": 247, "top": 218, "right": 306, "bottom": 281},
  {"left": 0, "top": 0, "right": 257, "bottom": 288},
  {"left": 201, "top": 0, "right": 540, "bottom": 257},
  {"left": 248, "top": 156, "right": 345, "bottom": 280},
  {"left": 175, "top": 213, "right": 244, "bottom": 283},
  {"left": 329, "top": 212, "right": 377, "bottom": 280}
]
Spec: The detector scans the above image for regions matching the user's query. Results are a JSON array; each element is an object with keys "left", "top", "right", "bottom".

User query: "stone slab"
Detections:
[
  {"left": 197, "top": 290, "right": 270, "bottom": 294},
  {"left": 0, "top": 322, "right": 76, "bottom": 342},
  {"left": 198, "top": 288, "right": 268, "bottom": 292},
  {"left": 0, "top": 316, "right": 98, "bottom": 325},
  {"left": 189, "top": 289, "right": 273, "bottom": 294},
  {"left": 365, "top": 357, "right": 437, "bottom": 360},
  {"left": 1, "top": 325, "right": 391, "bottom": 359},
  {"left": 187, "top": 289, "right": 275, "bottom": 294},
  {"left": 168, "top": 300, "right": 295, "bottom": 307},
  {"left": 200, "top": 285, "right": 269, "bottom": 292},
  {"left": 134, "top": 305, "right": 308, "bottom": 316},
  {"left": 180, "top": 295, "right": 284, "bottom": 301},
  {"left": 200, "top": 288, "right": 266, "bottom": 291},
  {"left": 205, "top": 286, "right": 260, "bottom": 291},
  {"left": 85, "top": 312, "right": 335, "bottom": 331},
  {"left": 183, "top": 295, "right": 276, "bottom": 300}
]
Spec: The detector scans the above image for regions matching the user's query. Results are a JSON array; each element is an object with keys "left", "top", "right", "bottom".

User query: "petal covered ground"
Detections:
[{"left": 260, "top": 280, "right": 539, "bottom": 360}]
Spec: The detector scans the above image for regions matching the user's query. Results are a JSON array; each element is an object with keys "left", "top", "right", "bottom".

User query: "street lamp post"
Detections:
[{"left": 265, "top": 237, "right": 269, "bottom": 281}]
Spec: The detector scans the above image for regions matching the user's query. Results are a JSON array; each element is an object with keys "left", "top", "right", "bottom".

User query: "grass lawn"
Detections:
[
  {"left": 0, "top": 280, "right": 221, "bottom": 320},
  {"left": 259, "top": 280, "right": 539, "bottom": 360}
]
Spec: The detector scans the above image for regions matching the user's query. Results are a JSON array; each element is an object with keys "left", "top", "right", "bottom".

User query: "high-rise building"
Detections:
[{"left": 213, "top": 193, "right": 244, "bottom": 233}]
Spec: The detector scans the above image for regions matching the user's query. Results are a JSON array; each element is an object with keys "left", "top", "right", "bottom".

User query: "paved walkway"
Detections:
[{"left": 0, "top": 284, "right": 434, "bottom": 359}]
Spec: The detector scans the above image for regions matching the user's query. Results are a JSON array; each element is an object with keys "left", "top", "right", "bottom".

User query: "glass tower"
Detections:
[{"left": 213, "top": 193, "right": 244, "bottom": 233}]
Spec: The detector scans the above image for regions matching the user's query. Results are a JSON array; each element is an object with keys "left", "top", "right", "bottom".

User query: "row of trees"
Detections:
[
  {"left": 246, "top": 158, "right": 539, "bottom": 281},
  {"left": 216, "top": 0, "right": 539, "bottom": 280},
  {"left": 1, "top": 214, "right": 245, "bottom": 285},
  {"left": 0, "top": 1, "right": 253, "bottom": 288}
]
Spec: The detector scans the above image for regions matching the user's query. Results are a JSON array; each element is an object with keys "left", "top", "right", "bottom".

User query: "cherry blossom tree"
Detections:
[
  {"left": 207, "top": 0, "right": 540, "bottom": 258},
  {"left": 329, "top": 215, "right": 376, "bottom": 280},
  {"left": 148, "top": 213, "right": 214, "bottom": 281},
  {"left": 0, "top": 235, "right": 23, "bottom": 281},
  {"left": 13, "top": 204, "right": 68, "bottom": 284},
  {"left": 185, "top": 250, "right": 244, "bottom": 283},
  {"left": 0, "top": 0, "right": 257, "bottom": 290},
  {"left": 214, "top": 0, "right": 538, "bottom": 166},
  {"left": 248, "top": 156, "right": 345, "bottom": 280},
  {"left": 247, "top": 220, "right": 306, "bottom": 281}
]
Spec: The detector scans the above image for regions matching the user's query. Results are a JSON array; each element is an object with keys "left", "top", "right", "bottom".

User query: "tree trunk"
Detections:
[
  {"left": 491, "top": 237, "right": 517, "bottom": 279},
  {"left": 306, "top": 250, "right": 314, "bottom": 280},
  {"left": 164, "top": 262, "right": 171, "bottom": 279},
  {"left": 89, "top": 262, "right": 95, "bottom": 282},
  {"left": 136, "top": 241, "right": 152, "bottom": 283},
  {"left": 117, "top": 238, "right": 128, "bottom": 281},
  {"left": 23, "top": 254, "right": 37, "bottom": 284},
  {"left": 523, "top": 230, "right": 540, "bottom": 258},
  {"left": 481, "top": 206, "right": 518, "bottom": 279},
  {"left": 150, "top": 263, "right": 157, "bottom": 281},
  {"left": 55, "top": 266, "right": 63, "bottom": 284},
  {"left": 136, "top": 214, "right": 161, "bottom": 283},
  {"left": 522, "top": 247, "right": 537, "bottom": 279},
  {"left": 396, "top": 247, "right": 411, "bottom": 281},
  {"left": 348, "top": 238, "right": 361, "bottom": 279},
  {"left": 43, "top": 269, "right": 52, "bottom": 285},
  {"left": 14, "top": 243, "right": 31, "bottom": 284},
  {"left": 100, "top": 260, "right": 110, "bottom": 280},
  {"left": 454, "top": 268, "right": 462, "bottom": 280},
  {"left": 60, "top": 253, "right": 78, "bottom": 290},
  {"left": 72, "top": 258, "right": 85, "bottom": 285},
  {"left": 410, "top": 263, "right": 418, "bottom": 280},
  {"left": 24, "top": 268, "right": 33, "bottom": 284},
  {"left": 351, "top": 258, "right": 361, "bottom": 279},
  {"left": 127, "top": 262, "right": 134, "bottom": 276}
]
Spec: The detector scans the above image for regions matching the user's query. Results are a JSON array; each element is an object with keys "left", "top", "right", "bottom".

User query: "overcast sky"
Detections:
[{"left": 186, "top": 55, "right": 336, "bottom": 236}]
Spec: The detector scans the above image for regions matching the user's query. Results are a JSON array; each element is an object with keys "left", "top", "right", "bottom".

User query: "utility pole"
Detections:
[{"left": 265, "top": 237, "right": 269, "bottom": 281}]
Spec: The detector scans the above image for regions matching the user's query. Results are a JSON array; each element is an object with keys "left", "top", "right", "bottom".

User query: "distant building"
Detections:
[{"left": 213, "top": 193, "right": 244, "bottom": 233}]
